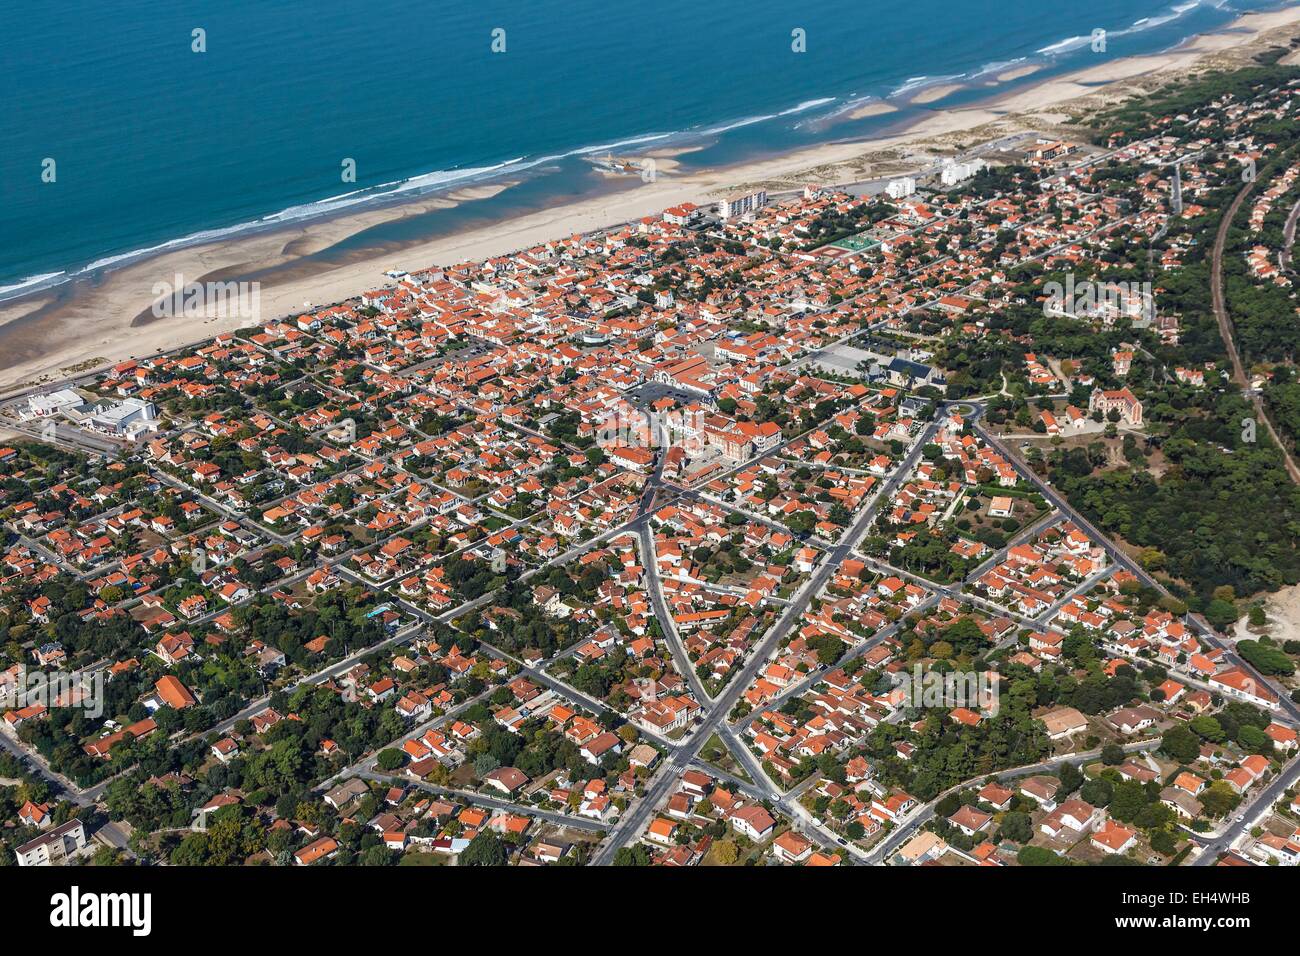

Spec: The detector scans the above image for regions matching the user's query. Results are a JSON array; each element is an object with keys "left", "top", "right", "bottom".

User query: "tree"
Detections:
[
  {"left": 460, "top": 831, "right": 508, "bottom": 866},
  {"left": 613, "top": 844, "right": 650, "bottom": 866},
  {"left": 170, "top": 832, "right": 210, "bottom": 866},
  {"left": 361, "top": 845, "right": 393, "bottom": 866},
  {"left": 1236, "top": 640, "right": 1295, "bottom": 676},
  {"left": 1137, "top": 547, "right": 1166, "bottom": 571},
  {"left": 1107, "top": 780, "right": 1149, "bottom": 824},
  {"left": 1101, "top": 743, "right": 1125, "bottom": 766},
  {"left": 1150, "top": 829, "right": 1178, "bottom": 855},
  {"left": 1199, "top": 782, "right": 1240, "bottom": 819},
  {"left": 375, "top": 749, "right": 405, "bottom": 772},
  {"left": 809, "top": 634, "right": 844, "bottom": 667},
  {"left": 1080, "top": 777, "right": 1113, "bottom": 807},
  {"left": 935, "top": 793, "right": 962, "bottom": 818},
  {"left": 1159, "top": 595, "right": 1188, "bottom": 615},
  {"left": 713, "top": 839, "right": 739, "bottom": 864},
  {"left": 1018, "top": 845, "right": 1069, "bottom": 866},
  {"left": 999, "top": 810, "right": 1033, "bottom": 844},
  {"left": 1159, "top": 725, "right": 1200, "bottom": 764},
  {"left": 1204, "top": 599, "right": 1239, "bottom": 631},
  {"left": 1057, "top": 762, "right": 1082, "bottom": 796},
  {"left": 1237, "top": 723, "right": 1271, "bottom": 754},
  {"left": 1188, "top": 715, "right": 1225, "bottom": 743}
]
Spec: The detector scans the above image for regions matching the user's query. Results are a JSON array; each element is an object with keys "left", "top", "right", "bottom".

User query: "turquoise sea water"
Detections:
[{"left": 0, "top": 0, "right": 1291, "bottom": 294}]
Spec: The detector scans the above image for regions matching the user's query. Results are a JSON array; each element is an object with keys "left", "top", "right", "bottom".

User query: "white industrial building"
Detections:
[
  {"left": 27, "top": 388, "right": 87, "bottom": 418},
  {"left": 86, "top": 397, "right": 158, "bottom": 437}
]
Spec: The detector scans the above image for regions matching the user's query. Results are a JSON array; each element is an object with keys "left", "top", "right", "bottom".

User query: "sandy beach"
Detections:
[
  {"left": 847, "top": 101, "right": 900, "bottom": 120},
  {"left": 3, "top": 4, "right": 1299, "bottom": 396},
  {"left": 910, "top": 83, "right": 966, "bottom": 105},
  {"left": 996, "top": 65, "right": 1043, "bottom": 83}
]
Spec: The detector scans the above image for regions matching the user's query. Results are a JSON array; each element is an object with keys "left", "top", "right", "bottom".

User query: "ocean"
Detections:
[{"left": 0, "top": 0, "right": 1290, "bottom": 298}]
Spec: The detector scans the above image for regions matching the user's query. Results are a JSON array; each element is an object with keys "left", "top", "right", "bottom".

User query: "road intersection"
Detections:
[{"left": 6, "top": 365, "right": 1295, "bottom": 868}]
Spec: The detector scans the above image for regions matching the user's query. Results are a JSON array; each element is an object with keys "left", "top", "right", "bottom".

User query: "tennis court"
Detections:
[{"left": 828, "top": 232, "right": 880, "bottom": 252}]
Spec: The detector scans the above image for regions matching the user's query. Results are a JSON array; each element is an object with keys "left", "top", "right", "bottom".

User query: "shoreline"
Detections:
[{"left": 2, "top": 5, "right": 1300, "bottom": 396}]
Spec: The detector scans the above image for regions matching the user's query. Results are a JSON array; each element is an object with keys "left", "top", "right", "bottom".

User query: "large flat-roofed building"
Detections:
[
  {"left": 28, "top": 388, "right": 87, "bottom": 418},
  {"left": 87, "top": 397, "right": 158, "bottom": 436},
  {"left": 940, "top": 157, "right": 986, "bottom": 187},
  {"left": 886, "top": 177, "right": 917, "bottom": 199},
  {"left": 809, "top": 344, "right": 875, "bottom": 378},
  {"left": 717, "top": 188, "right": 767, "bottom": 221}
]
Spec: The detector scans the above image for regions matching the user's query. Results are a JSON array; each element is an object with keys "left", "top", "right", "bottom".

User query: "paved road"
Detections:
[
  {"left": 1, "top": 417, "right": 128, "bottom": 458},
  {"left": 93, "top": 820, "right": 138, "bottom": 859},
  {"left": 1191, "top": 753, "right": 1300, "bottom": 865},
  {"left": 867, "top": 738, "right": 1159, "bottom": 864},
  {"left": 1282, "top": 196, "right": 1300, "bottom": 273},
  {"left": 0, "top": 725, "right": 109, "bottom": 806},
  {"left": 358, "top": 770, "right": 607, "bottom": 833},
  {"left": 591, "top": 417, "right": 941, "bottom": 864},
  {"left": 733, "top": 592, "right": 941, "bottom": 732},
  {"left": 637, "top": 520, "right": 711, "bottom": 704},
  {"left": 315, "top": 685, "right": 497, "bottom": 792},
  {"left": 973, "top": 417, "right": 1300, "bottom": 727},
  {"left": 1210, "top": 178, "right": 1300, "bottom": 484}
]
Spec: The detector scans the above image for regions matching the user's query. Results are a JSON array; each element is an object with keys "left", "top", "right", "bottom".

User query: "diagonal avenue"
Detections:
[{"left": 590, "top": 417, "right": 941, "bottom": 863}]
